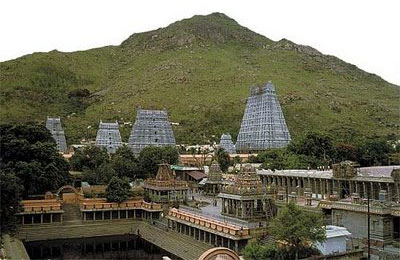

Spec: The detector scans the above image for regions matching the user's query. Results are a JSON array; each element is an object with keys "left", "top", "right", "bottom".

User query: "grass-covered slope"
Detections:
[{"left": 1, "top": 13, "right": 399, "bottom": 144}]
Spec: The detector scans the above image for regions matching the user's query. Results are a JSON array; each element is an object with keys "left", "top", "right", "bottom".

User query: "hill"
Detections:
[{"left": 1, "top": 13, "right": 399, "bottom": 145}]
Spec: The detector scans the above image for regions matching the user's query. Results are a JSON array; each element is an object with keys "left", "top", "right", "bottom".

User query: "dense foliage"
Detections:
[
  {"left": 136, "top": 146, "right": 179, "bottom": 178},
  {"left": 214, "top": 147, "right": 231, "bottom": 172},
  {"left": 0, "top": 124, "right": 71, "bottom": 232},
  {"left": 242, "top": 201, "right": 325, "bottom": 260},
  {"left": 256, "top": 132, "right": 396, "bottom": 169},
  {"left": 105, "top": 176, "right": 132, "bottom": 203},
  {"left": 73, "top": 145, "right": 179, "bottom": 185}
]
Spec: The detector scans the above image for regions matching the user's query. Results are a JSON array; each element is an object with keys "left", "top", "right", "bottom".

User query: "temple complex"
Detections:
[
  {"left": 128, "top": 109, "right": 176, "bottom": 155},
  {"left": 95, "top": 121, "right": 122, "bottom": 153},
  {"left": 219, "top": 165, "right": 266, "bottom": 220},
  {"left": 46, "top": 117, "right": 67, "bottom": 152},
  {"left": 235, "top": 82, "right": 291, "bottom": 153},
  {"left": 143, "top": 164, "right": 189, "bottom": 203},
  {"left": 257, "top": 163, "right": 400, "bottom": 247},
  {"left": 219, "top": 133, "right": 236, "bottom": 154},
  {"left": 203, "top": 161, "right": 223, "bottom": 196}
]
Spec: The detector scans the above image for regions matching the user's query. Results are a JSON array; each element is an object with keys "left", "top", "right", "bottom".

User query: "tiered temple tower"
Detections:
[
  {"left": 219, "top": 133, "right": 236, "bottom": 154},
  {"left": 128, "top": 109, "right": 176, "bottom": 155},
  {"left": 46, "top": 117, "right": 67, "bottom": 152},
  {"left": 236, "top": 82, "right": 291, "bottom": 153},
  {"left": 203, "top": 161, "right": 224, "bottom": 195},
  {"left": 95, "top": 121, "right": 122, "bottom": 153},
  {"left": 219, "top": 165, "right": 265, "bottom": 220}
]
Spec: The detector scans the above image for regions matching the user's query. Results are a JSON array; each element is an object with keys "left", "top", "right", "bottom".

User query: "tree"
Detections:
[
  {"left": 269, "top": 201, "right": 326, "bottom": 260},
  {"left": 0, "top": 124, "right": 71, "bottom": 197},
  {"left": 137, "top": 146, "right": 179, "bottom": 178},
  {"left": 357, "top": 138, "right": 393, "bottom": 166},
  {"left": 215, "top": 148, "right": 230, "bottom": 172},
  {"left": 0, "top": 170, "right": 24, "bottom": 232},
  {"left": 105, "top": 176, "right": 132, "bottom": 203},
  {"left": 70, "top": 145, "right": 109, "bottom": 171},
  {"left": 242, "top": 242, "right": 278, "bottom": 260},
  {"left": 111, "top": 145, "right": 138, "bottom": 180},
  {"left": 289, "top": 132, "right": 335, "bottom": 166}
]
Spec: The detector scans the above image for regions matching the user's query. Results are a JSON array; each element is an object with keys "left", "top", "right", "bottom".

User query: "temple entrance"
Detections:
[
  {"left": 55, "top": 185, "right": 82, "bottom": 204},
  {"left": 198, "top": 247, "right": 240, "bottom": 260}
]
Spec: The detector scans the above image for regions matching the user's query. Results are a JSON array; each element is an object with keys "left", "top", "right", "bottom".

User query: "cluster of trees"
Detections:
[
  {"left": 0, "top": 124, "right": 71, "bottom": 231},
  {"left": 71, "top": 145, "right": 179, "bottom": 185},
  {"left": 249, "top": 132, "right": 398, "bottom": 170},
  {"left": 242, "top": 201, "right": 326, "bottom": 260}
]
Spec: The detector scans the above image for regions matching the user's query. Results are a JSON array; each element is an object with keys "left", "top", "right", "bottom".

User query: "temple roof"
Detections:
[
  {"left": 221, "top": 164, "right": 264, "bottom": 196},
  {"left": 144, "top": 164, "right": 188, "bottom": 191}
]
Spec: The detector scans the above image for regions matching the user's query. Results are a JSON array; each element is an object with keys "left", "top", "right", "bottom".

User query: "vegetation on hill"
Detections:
[{"left": 1, "top": 13, "right": 399, "bottom": 145}]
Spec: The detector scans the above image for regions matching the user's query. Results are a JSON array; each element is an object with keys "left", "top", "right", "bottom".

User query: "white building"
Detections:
[{"left": 316, "top": 225, "right": 351, "bottom": 255}]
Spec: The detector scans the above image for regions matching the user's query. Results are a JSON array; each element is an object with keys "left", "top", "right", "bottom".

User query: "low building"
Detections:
[
  {"left": 171, "top": 165, "right": 206, "bottom": 183},
  {"left": 316, "top": 225, "right": 351, "bottom": 255},
  {"left": 143, "top": 164, "right": 189, "bottom": 203}
]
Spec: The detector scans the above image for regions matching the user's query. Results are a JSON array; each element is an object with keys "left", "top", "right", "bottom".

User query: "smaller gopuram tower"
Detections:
[
  {"left": 219, "top": 164, "right": 265, "bottom": 220},
  {"left": 143, "top": 164, "right": 189, "bottom": 203},
  {"left": 128, "top": 109, "right": 176, "bottom": 155},
  {"left": 46, "top": 117, "right": 67, "bottom": 152},
  {"left": 219, "top": 133, "right": 236, "bottom": 154},
  {"left": 95, "top": 121, "right": 122, "bottom": 153},
  {"left": 204, "top": 161, "right": 223, "bottom": 195}
]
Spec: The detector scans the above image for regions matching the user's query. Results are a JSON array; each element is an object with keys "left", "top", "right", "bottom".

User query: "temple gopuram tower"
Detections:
[
  {"left": 219, "top": 165, "right": 265, "bottom": 220},
  {"left": 144, "top": 164, "right": 189, "bottom": 203},
  {"left": 128, "top": 109, "right": 176, "bottom": 155},
  {"left": 46, "top": 117, "right": 67, "bottom": 152},
  {"left": 204, "top": 161, "right": 224, "bottom": 195},
  {"left": 219, "top": 133, "right": 236, "bottom": 154},
  {"left": 236, "top": 82, "right": 291, "bottom": 153},
  {"left": 95, "top": 121, "right": 122, "bottom": 153}
]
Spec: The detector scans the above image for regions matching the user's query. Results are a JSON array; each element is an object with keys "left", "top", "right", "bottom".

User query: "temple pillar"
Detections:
[
  {"left": 102, "top": 211, "right": 104, "bottom": 221},
  {"left": 40, "top": 214, "right": 43, "bottom": 224},
  {"left": 235, "top": 240, "right": 239, "bottom": 252},
  {"left": 370, "top": 182, "right": 374, "bottom": 200},
  {"left": 363, "top": 182, "right": 367, "bottom": 199},
  {"left": 84, "top": 212, "right": 86, "bottom": 221},
  {"left": 118, "top": 210, "right": 121, "bottom": 219},
  {"left": 387, "top": 183, "right": 392, "bottom": 202}
]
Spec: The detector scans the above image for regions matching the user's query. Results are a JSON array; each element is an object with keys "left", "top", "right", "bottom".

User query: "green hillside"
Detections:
[{"left": 1, "top": 13, "right": 399, "bottom": 144}]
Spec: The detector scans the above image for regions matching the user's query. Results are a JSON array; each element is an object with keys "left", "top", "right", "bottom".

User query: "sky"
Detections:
[{"left": 1, "top": 0, "right": 399, "bottom": 85}]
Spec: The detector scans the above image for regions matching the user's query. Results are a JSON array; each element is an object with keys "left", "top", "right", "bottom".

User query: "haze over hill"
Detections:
[{"left": 0, "top": 13, "right": 399, "bottom": 144}]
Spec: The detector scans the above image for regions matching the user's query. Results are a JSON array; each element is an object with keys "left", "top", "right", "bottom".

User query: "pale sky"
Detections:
[{"left": 1, "top": 0, "right": 399, "bottom": 85}]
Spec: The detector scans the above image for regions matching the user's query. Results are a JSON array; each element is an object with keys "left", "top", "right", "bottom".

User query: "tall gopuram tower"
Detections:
[
  {"left": 128, "top": 109, "right": 176, "bottom": 155},
  {"left": 46, "top": 117, "right": 68, "bottom": 152},
  {"left": 236, "top": 82, "right": 291, "bottom": 153},
  {"left": 95, "top": 121, "right": 122, "bottom": 153},
  {"left": 219, "top": 133, "right": 236, "bottom": 154}
]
